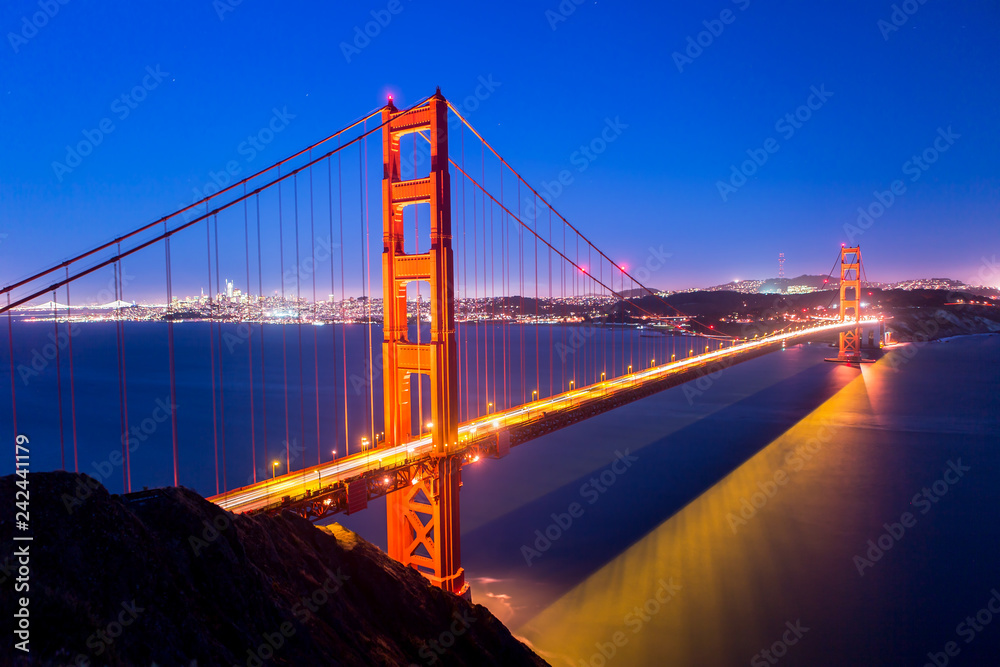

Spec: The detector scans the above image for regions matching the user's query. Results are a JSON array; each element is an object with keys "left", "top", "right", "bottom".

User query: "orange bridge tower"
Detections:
[
  {"left": 381, "top": 91, "right": 467, "bottom": 598},
  {"left": 836, "top": 245, "right": 862, "bottom": 362}
]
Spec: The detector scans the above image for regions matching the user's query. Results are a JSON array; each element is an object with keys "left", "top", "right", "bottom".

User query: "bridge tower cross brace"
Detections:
[
  {"left": 381, "top": 92, "right": 467, "bottom": 598},
  {"left": 837, "top": 245, "right": 863, "bottom": 361}
]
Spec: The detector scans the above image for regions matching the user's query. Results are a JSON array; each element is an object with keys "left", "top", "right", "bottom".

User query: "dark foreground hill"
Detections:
[{"left": 1, "top": 472, "right": 548, "bottom": 667}]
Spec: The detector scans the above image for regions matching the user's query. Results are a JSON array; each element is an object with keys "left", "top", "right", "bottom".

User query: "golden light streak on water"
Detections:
[{"left": 516, "top": 361, "right": 885, "bottom": 666}]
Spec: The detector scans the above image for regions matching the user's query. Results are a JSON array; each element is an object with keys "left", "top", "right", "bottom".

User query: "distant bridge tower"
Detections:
[
  {"left": 381, "top": 91, "right": 467, "bottom": 598},
  {"left": 836, "top": 245, "right": 862, "bottom": 361},
  {"left": 778, "top": 252, "right": 786, "bottom": 293}
]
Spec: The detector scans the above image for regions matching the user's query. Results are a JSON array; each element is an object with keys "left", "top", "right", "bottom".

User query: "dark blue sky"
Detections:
[{"left": 1, "top": 0, "right": 998, "bottom": 291}]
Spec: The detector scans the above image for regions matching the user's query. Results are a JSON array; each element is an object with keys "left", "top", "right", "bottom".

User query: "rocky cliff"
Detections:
[{"left": 1, "top": 472, "right": 547, "bottom": 667}]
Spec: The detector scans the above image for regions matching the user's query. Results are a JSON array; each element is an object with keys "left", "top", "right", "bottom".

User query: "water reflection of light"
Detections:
[
  {"left": 516, "top": 366, "right": 881, "bottom": 667},
  {"left": 462, "top": 349, "right": 826, "bottom": 534}
]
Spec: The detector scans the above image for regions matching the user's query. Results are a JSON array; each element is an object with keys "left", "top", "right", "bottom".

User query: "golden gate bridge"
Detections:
[{"left": 1, "top": 90, "right": 875, "bottom": 599}]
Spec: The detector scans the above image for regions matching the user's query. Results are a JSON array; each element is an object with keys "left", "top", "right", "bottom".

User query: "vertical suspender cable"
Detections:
[
  {"left": 53, "top": 293, "right": 65, "bottom": 469},
  {"left": 206, "top": 219, "right": 220, "bottom": 494},
  {"left": 548, "top": 208, "right": 553, "bottom": 398},
  {"left": 214, "top": 216, "right": 227, "bottom": 491},
  {"left": 460, "top": 129, "right": 467, "bottom": 421},
  {"left": 66, "top": 269, "right": 78, "bottom": 471},
  {"left": 517, "top": 180, "right": 524, "bottom": 406},
  {"left": 473, "top": 177, "right": 480, "bottom": 415},
  {"left": 279, "top": 169, "right": 291, "bottom": 471},
  {"left": 114, "top": 262, "right": 127, "bottom": 492},
  {"left": 310, "top": 159, "right": 321, "bottom": 465},
  {"left": 243, "top": 185, "right": 257, "bottom": 483},
  {"left": 165, "top": 229, "right": 179, "bottom": 486},
  {"left": 294, "top": 176, "right": 306, "bottom": 465},
  {"left": 338, "top": 145, "right": 348, "bottom": 455},
  {"left": 363, "top": 126, "right": 375, "bottom": 447},
  {"left": 326, "top": 156, "right": 339, "bottom": 462},
  {"left": 534, "top": 191, "right": 539, "bottom": 399},
  {"left": 500, "top": 167, "right": 507, "bottom": 409},
  {"left": 482, "top": 142, "right": 489, "bottom": 415},
  {"left": 414, "top": 135, "right": 422, "bottom": 435},
  {"left": 120, "top": 256, "right": 130, "bottom": 492},
  {"left": 256, "top": 193, "right": 268, "bottom": 480}
]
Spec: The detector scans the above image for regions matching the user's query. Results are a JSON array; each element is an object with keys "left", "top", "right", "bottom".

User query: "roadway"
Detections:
[{"left": 208, "top": 319, "right": 875, "bottom": 514}]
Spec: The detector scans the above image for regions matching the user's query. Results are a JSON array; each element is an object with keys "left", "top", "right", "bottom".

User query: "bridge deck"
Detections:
[{"left": 207, "top": 320, "right": 870, "bottom": 517}]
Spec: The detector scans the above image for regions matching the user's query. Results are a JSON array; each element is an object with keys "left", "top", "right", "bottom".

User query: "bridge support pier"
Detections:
[
  {"left": 386, "top": 458, "right": 466, "bottom": 596},
  {"left": 381, "top": 91, "right": 468, "bottom": 598}
]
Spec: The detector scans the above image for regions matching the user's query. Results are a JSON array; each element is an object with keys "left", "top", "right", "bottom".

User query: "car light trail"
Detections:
[{"left": 210, "top": 319, "right": 876, "bottom": 514}]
